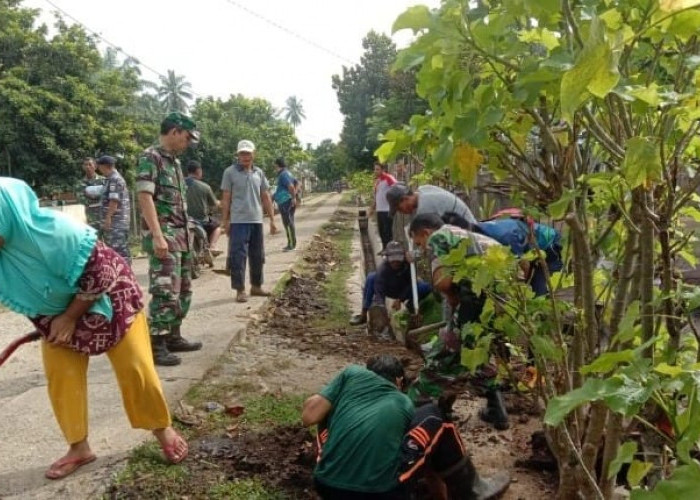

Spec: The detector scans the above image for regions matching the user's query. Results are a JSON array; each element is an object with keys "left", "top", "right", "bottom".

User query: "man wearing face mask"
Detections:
[{"left": 136, "top": 112, "right": 203, "bottom": 366}]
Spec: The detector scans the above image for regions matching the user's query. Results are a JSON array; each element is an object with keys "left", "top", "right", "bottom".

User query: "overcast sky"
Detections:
[{"left": 22, "top": 0, "right": 439, "bottom": 148}]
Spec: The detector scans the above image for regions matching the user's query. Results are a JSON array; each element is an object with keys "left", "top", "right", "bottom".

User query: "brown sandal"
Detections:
[{"left": 45, "top": 454, "right": 96, "bottom": 480}]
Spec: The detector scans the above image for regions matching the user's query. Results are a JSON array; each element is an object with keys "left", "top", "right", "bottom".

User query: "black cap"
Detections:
[
  {"left": 378, "top": 241, "right": 405, "bottom": 261},
  {"left": 386, "top": 183, "right": 410, "bottom": 216},
  {"left": 96, "top": 155, "right": 116, "bottom": 166}
]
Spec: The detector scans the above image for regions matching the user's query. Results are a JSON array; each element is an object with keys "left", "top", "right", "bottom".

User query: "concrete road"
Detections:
[{"left": 0, "top": 193, "right": 341, "bottom": 499}]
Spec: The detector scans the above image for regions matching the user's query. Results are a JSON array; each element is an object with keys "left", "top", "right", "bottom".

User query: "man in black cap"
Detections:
[
  {"left": 350, "top": 241, "right": 432, "bottom": 326},
  {"left": 96, "top": 155, "right": 131, "bottom": 264}
]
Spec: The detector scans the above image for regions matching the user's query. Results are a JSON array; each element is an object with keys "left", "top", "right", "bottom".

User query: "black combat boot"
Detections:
[
  {"left": 166, "top": 325, "right": 203, "bottom": 352},
  {"left": 479, "top": 388, "right": 510, "bottom": 430},
  {"left": 445, "top": 455, "right": 511, "bottom": 500},
  {"left": 151, "top": 335, "right": 181, "bottom": 366}
]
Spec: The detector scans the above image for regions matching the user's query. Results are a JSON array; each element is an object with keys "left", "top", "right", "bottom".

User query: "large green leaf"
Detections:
[
  {"left": 561, "top": 18, "right": 619, "bottom": 121},
  {"left": 375, "top": 141, "right": 396, "bottom": 162},
  {"left": 659, "top": 0, "right": 700, "bottom": 12},
  {"left": 461, "top": 346, "right": 490, "bottom": 373},
  {"left": 608, "top": 441, "right": 638, "bottom": 479},
  {"left": 628, "top": 460, "right": 654, "bottom": 488},
  {"left": 631, "top": 463, "right": 700, "bottom": 499},
  {"left": 518, "top": 28, "right": 560, "bottom": 51},
  {"left": 581, "top": 350, "right": 637, "bottom": 374},
  {"left": 531, "top": 334, "right": 564, "bottom": 361},
  {"left": 544, "top": 378, "right": 623, "bottom": 426},
  {"left": 548, "top": 191, "right": 574, "bottom": 219},
  {"left": 621, "top": 137, "right": 662, "bottom": 188},
  {"left": 613, "top": 301, "right": 640, "bottom": 346},
  {"left": 392, "top": 6, "right": 432, "bottom": 35},
  {"left": 666, "top": 9, "right": 700, "bottom": 41},
  {"left": 604, "top": 376, "right": 655, "bottom": 417}
]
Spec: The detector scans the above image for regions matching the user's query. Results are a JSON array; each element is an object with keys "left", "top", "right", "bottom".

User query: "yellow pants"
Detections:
[{"left": 41, "top": 311, "right": 171, "bottom": 444}]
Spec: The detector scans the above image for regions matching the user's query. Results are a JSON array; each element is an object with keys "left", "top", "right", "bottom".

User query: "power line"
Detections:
[
  {"left": 219, "top": 0, "right": 356, "bottom": 66},
  {"left": 41, "top": 0, "right": 204, "bottom": 98},
  {"left": 38, "top": 0, "right": 341, "bottom": 144}
]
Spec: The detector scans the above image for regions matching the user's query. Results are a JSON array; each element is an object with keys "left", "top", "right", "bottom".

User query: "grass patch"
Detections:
[
  {"left": 339, "top": 189, "right": 359, "bottom": 206},
  {"left": 242, "top": 393, "right": 307, "bottom": 430},
  {"left": 208, "top": 478, "right": 285, "bottom": 499},
  {"left": 312, "top": 221, "right": 354, "bottom": 329},
  {"left": 272, "top": 269, "right": 292, "bottom": 296},
  {"left": 184, "top": 382, "right": 306, "bottom": 434},
  {"left": 110, "top": 441, "right": 189, "bottom": 491},
  {"left": 184, "top": 378, "right": 245, "bottom": 408}
]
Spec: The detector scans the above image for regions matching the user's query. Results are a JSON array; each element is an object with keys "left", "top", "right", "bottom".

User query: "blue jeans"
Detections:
[
  {"left": 528, "top": 242, "right": 563, "bottom": 296},
  {"left": 229, "top": 223, "right": 265, "bottom": 291},
  {"left": 362, "top": 272, "right": 432, "bottom": 312}
]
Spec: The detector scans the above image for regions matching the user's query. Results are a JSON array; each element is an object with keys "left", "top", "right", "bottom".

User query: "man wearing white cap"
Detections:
[{"left": 220, "top": 140, "right": 279, "bottom": 303}]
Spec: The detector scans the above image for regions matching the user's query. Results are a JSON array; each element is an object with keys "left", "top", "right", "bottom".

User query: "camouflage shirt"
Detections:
[
  {"left": 101, "top": 170, "right": 131, "bottom": 231},
  {"left": 136, "top": 146, "right": 189, "bottom": 253},
  {"left": 427, "top": 224, "right": 500, "bottom": 276},
  {"left": 75, "top": 175, "right": 105, "bottom": 229}
]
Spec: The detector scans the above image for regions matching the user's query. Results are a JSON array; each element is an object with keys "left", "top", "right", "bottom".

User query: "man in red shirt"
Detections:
[{"left": 370, "top": 162, "right": 397, "bottom": 249}]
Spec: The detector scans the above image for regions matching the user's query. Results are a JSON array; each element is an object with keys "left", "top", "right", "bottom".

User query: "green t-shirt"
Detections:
[
  {"left": 314, "top": 365, "right": 414, "bottom": 493},
  {"left": 186, "top": 178, "right": 217, "bottom": 221}
]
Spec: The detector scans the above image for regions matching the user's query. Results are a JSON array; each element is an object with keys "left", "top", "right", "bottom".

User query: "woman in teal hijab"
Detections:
[{"left": 0, "top": 177, "right": 188, "bottom": 479}]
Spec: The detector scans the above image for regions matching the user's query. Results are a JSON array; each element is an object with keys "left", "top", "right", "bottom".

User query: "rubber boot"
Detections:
[
  {"left": 479, "top": 388, "right": 509, "bottom": 430},
  {"left": 446, "top": 455, "right": 511, "bottom": 500},
  {"left": 151, "top": 335, "right": 181, "bottom": 366},
  {"left": 166, "top": 325, "right": 203, "bottom": 352},
  {"left": 349, "top": 309, "right": 367, "bottom": 326}
]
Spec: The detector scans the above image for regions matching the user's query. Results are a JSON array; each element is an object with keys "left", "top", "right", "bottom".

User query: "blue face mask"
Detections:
[{"left": 0, "top": 177, "right": 111, "bottom": 320}]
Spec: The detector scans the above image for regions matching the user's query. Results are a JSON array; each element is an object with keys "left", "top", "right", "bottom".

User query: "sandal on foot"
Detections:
[
  {"left": 161, "top": 432, "right": 188, "bottom": 464},
  {"left": 45, "top": 454, "right": 96, "bottom": 480}
]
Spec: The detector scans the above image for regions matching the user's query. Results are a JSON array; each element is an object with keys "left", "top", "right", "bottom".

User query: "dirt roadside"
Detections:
[
  {"left": 0, "top": 193, "right": 339, "bottom": 499},
  {"left": 108, "top": 207, "right": 554, "bottom": 499}
]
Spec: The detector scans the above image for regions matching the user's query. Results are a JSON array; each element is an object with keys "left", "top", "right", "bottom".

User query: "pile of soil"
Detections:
[
  {"left": 267, "top": 271, "right": 422, "bottom": 373},
  {"left": 193, "top": 425, "right": 317, "bottom": 492}
]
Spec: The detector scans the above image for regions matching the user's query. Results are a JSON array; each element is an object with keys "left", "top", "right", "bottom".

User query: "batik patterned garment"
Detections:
[{"left": 31, "top": 242, "right": 143, "bottom": 355}]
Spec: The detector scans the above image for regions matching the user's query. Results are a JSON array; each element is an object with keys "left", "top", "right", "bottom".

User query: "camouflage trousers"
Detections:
[
  {"left": 103, "top": 228, "right": 132, "bottom": 265},
  {"left": 147, "top": 250, "right": 193, "bottom": 336}
]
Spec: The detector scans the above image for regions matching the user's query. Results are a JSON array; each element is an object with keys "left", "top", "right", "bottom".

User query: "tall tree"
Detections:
[
  {"left": 332, "top": 31, "right": 396, "bottom": 170},
  {"left": 156, "top": 69, "right": 193, "bottom": 112},
  {"left": 187, "top": 94, "right": 305, "bottom": 184},
  {"left": 310, "top": 139, "right": 346, "bottom": 190},
  {"left": 283, "top": 95, "right": 306, "bottom": 130},
  {"left": 0, "top": 2, "right": 144, "bottom": 189}
]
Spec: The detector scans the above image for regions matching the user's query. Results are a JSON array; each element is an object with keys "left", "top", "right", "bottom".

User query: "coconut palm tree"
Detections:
[
  {"left": 283, "top": 95, "right": 306, "bottom": 130},
  {"left": 157, "top": 70, "right": 193, "bottom": 112}
]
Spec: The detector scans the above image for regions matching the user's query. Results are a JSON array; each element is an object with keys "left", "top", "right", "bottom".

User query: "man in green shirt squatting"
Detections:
[{"left": 302, "top": 355, "right": 509, "bottom": 499}]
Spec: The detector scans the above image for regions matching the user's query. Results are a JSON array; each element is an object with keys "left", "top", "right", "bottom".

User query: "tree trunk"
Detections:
[
  {"left": 635, "top": 189, "right": 655, "bottom": 358},
  {"left": 600, "top": 227, "right": 639, "bottom": 498}
]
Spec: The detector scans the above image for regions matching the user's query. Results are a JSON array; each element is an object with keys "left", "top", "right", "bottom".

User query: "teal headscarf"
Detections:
[{"left": 0, "top": 177, "right": 112, "bottom": 319}]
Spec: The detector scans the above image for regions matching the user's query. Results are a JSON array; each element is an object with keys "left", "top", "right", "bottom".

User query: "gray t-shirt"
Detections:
[
  {"left": 415, "top": 185, "right": 477, "bottom": 224},
  {"left": 220, "top": 163, "right": 270, "bottom": 224}
]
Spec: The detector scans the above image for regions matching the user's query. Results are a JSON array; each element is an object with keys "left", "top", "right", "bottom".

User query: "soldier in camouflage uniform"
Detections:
[
  {"left": 75, "top": 157, "right": 104, "bottom": 230},
  {"left": 136, "top": 112, "right": 203, "bottom": 366},
  {"left": 96, "top": 155, "right": 132, "bottom": 264}
]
